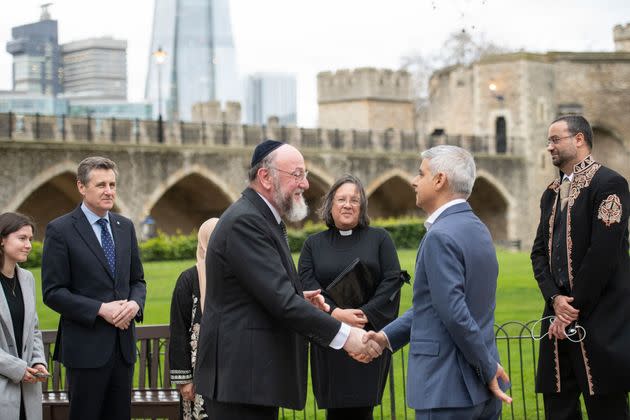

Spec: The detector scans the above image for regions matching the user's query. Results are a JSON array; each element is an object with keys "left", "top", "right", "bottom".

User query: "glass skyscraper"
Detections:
[
  {"left": 145, "top": 0, "right": 241, "bottom": 121},
  {"left": 5, "top": 10, "right": 62, "bottom": 96},
  {"left": 245, "top": 72, "right": 297, "bottom": 125}
]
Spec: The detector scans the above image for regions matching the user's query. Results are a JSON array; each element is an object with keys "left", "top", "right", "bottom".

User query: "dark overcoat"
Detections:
[
  {"left": 531, "top": 156, "right": 630, "bottom": 395},
  {"left": 194, "top": 188, "right": 341, "bottom": 409}
]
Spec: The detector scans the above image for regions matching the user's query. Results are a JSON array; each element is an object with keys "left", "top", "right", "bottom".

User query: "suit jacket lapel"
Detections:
[
  {"left": 110, "top": 213, "right": 124, "bottom": 282},
  {"left": 242, "top": 188, "right": 303, "bottom": 294},
  {"left": 416, "top": 202, "right": 471, "bottom": 270},
  {"left": 72, "top": 206, "right": 114, "bottom": 281}
]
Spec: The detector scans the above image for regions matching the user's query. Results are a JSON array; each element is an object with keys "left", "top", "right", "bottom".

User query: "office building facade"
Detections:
[
  {"left": 245, "top": 72, "right": 297, "bottom": 125},
  {"left": 5, "top": 11, "right": 62, "bottom": 95},
  {"left": 61, "top": 37, "right": 127, "bottom": 99}
]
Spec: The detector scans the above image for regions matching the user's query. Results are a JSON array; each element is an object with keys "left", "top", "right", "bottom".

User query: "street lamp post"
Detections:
[{"left": 153, "top": 47, "right": 167, "bottom": 143}]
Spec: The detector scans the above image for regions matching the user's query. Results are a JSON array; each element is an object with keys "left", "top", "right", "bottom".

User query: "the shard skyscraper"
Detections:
[{"left": 145, "top": 0, "right": 241, "bottom": 121}]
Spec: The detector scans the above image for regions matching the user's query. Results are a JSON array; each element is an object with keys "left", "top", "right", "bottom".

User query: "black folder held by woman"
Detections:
[{"left": 325, "top": 258, "right": 375, "bottom": 308}]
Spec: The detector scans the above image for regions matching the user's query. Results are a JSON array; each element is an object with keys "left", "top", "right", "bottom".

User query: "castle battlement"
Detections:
[
  {"left": 191, "top": 100, "right": 241, "bottom": 124},
  {"left": 614, "top": 23, "right": 630, "bottom": 52},
  {"left": 317, "top": 67, "right": 412, "bottom": 103}
]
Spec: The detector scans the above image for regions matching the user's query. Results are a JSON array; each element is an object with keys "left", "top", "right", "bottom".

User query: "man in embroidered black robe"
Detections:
[{"left": 531, "top": 115, "right": 630, "bottom": 419}]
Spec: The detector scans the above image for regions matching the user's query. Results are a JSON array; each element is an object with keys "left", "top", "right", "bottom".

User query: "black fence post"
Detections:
[
  {"left": 111, "top": 117, "right": 116, "bottom": 143},
  {"left": 388, "top": 364, "right": 397, "bottom": 420},
  {"left": 8, "top": 111, "right": 13, "bottom": 139},
  {"left": 157, "top": 114, "right": 164, "bottom": 143},
  {"left": 61, "top": 114, "right": 66, "bottom": 141},
  {"left": 135, "top": 118, "right": 140, "bottom": 143},
  {"left": 35, "top": 113, "right": 40, "bottom": 140},
  {"left": 86, "top": 114, "right": 92, "bottom": 142}
]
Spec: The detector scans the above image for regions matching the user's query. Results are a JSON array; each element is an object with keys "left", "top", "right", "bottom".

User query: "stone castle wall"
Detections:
[{"left": 317, "top": 68, "right": 414, "bottom": 130}]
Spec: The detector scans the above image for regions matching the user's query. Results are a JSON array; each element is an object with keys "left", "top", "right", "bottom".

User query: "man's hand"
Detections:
[
  {"left": 363, "top": 330, "right": 389, "bottom": 352},
  {"left": 349, "top": 330, "right": 389, "bottom": 363},
  {"left": 343, "top": 327, "right": 382, "bottom": 363},
  {"left": 548, "top": 318, "right": 569, "bottom": 340},
  {"left": 552, "top": 295, "right": 579, "bottom": 324},
  {"left": 488, "top": 363, "right": 512, "bottom": 404},
  {"left": 332, "top": 308, "right": 367, "bottom": 328},
  {"left": 98, "top": 300, "right": 127, "bottom": 326},
  {"left": 112, "top": 300, "right": 141, "bottom": 329},
  {"left": 177, "top": 382, "right": 195, "bottom": 401},
  {"left": 303, "top": 289, "right": 330, "bottom": 312}
]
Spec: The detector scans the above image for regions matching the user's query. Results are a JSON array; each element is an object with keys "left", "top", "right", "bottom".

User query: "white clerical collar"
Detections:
[
  {"left": 257, "top": 192, "right": 282, "bottom": 224},
  {"left": 338, "top": 229, "right": 353, "bottom": 236},
  {"left": 424, "top": 198, "right": 466, "bottom": 230}
]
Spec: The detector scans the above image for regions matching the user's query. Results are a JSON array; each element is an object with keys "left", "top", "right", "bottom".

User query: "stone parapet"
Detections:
[
  {"left": 614, "top": 23, "right": 630, "bottom": 52},
  {"left": 318, "top": 68, "right": 413, "bottom": 104}
]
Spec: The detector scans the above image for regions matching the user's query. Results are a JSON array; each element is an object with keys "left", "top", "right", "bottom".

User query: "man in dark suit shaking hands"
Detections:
[
  {"left": 42, "top": 156, "right": 146, "bottom": 420},
  {"left": 194, "top": 140, "right": 381, "bottom": 420}
]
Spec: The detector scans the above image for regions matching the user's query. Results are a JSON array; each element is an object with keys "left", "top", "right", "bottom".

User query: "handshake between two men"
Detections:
[
  {"left": 303, "top": 289, "right": 383, "bottom": 361},
  {"left": 303, "top": 289, "right": 512, "bottom": 405}
]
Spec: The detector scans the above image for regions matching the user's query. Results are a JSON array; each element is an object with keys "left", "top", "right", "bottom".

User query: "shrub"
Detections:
[
  {"left": 23, "top": 218, "right": 426, "bottom": 267},
  {"left": 140, "top": 231, "right": 197, "bottom": 261},
  {"left": 288, "top": 217, "right": 425, "bottom": 253},
  {"left": 23, "top": 240, "right": 43, "bottom": 268}
]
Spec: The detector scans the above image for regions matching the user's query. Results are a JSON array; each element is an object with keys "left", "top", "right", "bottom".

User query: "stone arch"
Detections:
[
  {"left": 9, "top": 161, "right": 128, "bottom": 239},
  {"left": 145, "top": 165, "right": 238, "bottom": 235},
  {"left": 591, "top": 125, "right": 629, "bottom": 180},
  {"left": 468, "top": 170, "right": 513, "bottom": 242},
  {"left": 366, "top": 169, "right": 420, "bottom": 218},
  {"left": 300, "top": 165, "right": 333, "bottom": 225}
]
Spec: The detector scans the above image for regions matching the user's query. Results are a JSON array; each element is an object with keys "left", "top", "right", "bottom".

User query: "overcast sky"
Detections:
[{"left": 1, "top": 0, "right": 628, "bottom": 126}]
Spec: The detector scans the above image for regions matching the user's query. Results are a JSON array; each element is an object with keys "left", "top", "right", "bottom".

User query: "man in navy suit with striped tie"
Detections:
[{"left": 42, "top": 156, "right": 146, "bottom": 420}]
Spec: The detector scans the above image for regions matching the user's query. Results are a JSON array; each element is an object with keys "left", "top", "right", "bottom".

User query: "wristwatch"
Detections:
[{"left": 548, "top": 294, "right": 559, "bottom": 307}]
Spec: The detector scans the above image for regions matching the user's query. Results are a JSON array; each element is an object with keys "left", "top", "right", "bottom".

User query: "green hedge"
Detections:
[
  {"left": 22, "top": 240, "right": 43, "bottom": 268},
  {"left": 140, "top": 232, "right": 197, "bottom": 261},
  {"left": 288, "top": 218, "right": 426, "bottom": 252},
  {"left": 21, "top": 218, "right": 426, "bottom": 267}
]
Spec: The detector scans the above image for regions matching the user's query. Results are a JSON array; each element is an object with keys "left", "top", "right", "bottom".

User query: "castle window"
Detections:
[{"left": 495, "top": 116, "right": 507, "bottom": 154}]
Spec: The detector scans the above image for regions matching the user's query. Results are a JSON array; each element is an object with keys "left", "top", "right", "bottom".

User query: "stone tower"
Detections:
[
  {"left": 317, "top": 68, "right": 414, "bottom": 131},
  {"left": 614, "top": 23, "right": 630, "bottom": 52}
]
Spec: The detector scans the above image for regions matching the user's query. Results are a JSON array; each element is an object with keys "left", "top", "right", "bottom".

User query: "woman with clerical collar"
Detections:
[
  {"left": 0, "top": 212, "right": 49, "bottom": 420},
  {"left": 298, "top": 174, "right": 404, "bottom": 420}
]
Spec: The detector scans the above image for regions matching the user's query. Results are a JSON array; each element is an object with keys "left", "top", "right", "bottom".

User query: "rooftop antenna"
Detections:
[{"left": 40, "top": 3, "right": 53, "bottom": 21}]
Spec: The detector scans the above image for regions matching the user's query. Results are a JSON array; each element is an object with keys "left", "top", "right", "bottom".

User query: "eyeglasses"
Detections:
[
  {"left": 270, "top": 167, "right": 309, "bottom": 182},
  {"left": 334, "top": 197, "right": 361, "bottom": 207},
  {"left": 546, "top": 134, "right": 575, "bottom": 146}
]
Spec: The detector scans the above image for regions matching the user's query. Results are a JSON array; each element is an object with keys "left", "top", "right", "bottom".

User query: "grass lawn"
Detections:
[
  {"left": 30, "top": 249, "right": 546, "bottom": 419},
  {"left": 31, "top": 248, "right": 542, "bottom": 328}
]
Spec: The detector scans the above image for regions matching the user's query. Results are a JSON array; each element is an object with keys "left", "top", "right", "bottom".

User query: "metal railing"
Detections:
[
  {"left": 42, "top": 321, "right": 628, "bottom": 419},
  {"left": 279, "top": 321, "right": 545, "bottom": 420}
]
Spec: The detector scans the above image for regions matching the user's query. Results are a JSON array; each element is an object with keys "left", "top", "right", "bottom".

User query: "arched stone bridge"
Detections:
[{"left": 0, "top": 113, "right": 528, "bottom": 246}]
